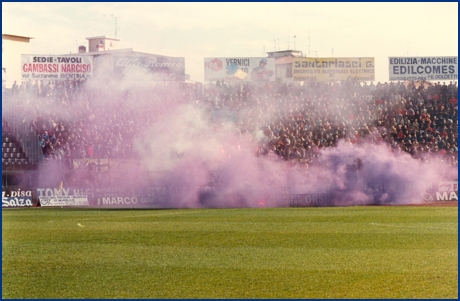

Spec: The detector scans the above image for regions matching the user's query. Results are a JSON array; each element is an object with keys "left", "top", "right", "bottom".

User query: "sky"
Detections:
[{"left": 2, "top": 2, "right": 458, "bottom": 83}]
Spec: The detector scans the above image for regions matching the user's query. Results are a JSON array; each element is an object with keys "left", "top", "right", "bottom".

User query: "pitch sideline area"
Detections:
[{"left": 2, "top": 205, "right": 458, "bottom": 299}]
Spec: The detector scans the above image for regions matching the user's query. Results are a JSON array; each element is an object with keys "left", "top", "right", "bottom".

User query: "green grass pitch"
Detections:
[{"left": 2, "top": 206, "right": 458, "bottom": 298}]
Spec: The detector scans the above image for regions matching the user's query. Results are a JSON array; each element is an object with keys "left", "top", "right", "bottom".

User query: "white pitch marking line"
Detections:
[
  {"left": 370, "top": 222, "right": 452, "bottom": 230},
  {"left": 56, "top": 210, "right": 201, "bottom": 223}
]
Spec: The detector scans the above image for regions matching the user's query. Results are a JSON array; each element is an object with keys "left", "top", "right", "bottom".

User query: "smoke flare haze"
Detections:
[{"left": 3, "top": 75, "right": 457, "bottom": 208}]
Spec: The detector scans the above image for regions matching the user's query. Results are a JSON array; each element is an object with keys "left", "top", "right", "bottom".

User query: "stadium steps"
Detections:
[{"left": 2, "top": 122, "right": 32, "bottom": 167}]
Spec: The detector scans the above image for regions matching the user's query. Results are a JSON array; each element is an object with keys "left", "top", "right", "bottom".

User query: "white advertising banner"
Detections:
[
  {"left": 39, "top": 196, "right": 89, "bottom": 207},
  {"left": 21, "top": 54, "right": 94, "bottom": 81},
  {"left": 113, "top": 55, "right": 185, "bottom": 81},
  {"left": 204, "top": 57, "right": 275, "bottom": 82},
  {"left": 389, "top": 56, "right": 458, "bottom": 81},
  {"left": 292, "top": 57, "right": 375, "bottom": 82}
]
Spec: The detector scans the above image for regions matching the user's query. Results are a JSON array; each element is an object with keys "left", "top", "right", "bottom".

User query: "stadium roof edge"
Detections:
[
  {"left": 59, "top": 48, "right": 134, "bottom": 56},
  {"left": 86, "top": 36, "right": 120, "bottom": 41}
]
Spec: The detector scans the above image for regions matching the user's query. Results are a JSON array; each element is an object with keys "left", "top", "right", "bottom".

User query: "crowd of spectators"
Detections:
[{"left": 3, "top": 77, "right": 458, "bottom": 168}]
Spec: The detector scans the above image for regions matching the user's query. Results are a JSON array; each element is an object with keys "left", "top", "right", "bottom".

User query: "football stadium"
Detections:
[{"left": 2, "top": 4, "right": 458, "bottom": 298}]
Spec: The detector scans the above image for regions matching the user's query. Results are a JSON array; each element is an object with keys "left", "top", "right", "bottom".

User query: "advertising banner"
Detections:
[
  {"left": 36, "top": 186, "right": 171, "bottom": 208},
  {"left": 39, "top": 196, "right": 90, "bottom": 207},
  {"left": 433, "top": 191, "right": 458, "bottom": 202},
  {"left": 421, "top": 181, "right": 458, "bottom": 202},
  {"left": 437, "top": 181, "right": 458, "bottom": 192},
  {"left": 204, "top": 57, "right": 276, "bottom": 82},
  {"left": 389, "top": 56, "right": 458, "bottom": 81},
  {"left": 292, "top": 57, "right": 375, "bottom": 82},
  {"left": 37, "top": 187, "right": 90, "bottom": 207},
  {"left": 269, "top": 193, "right": 331, "bottom": 207},
  {"left": 94, "top": 186, "right": 171, "bottom": 207},
  {"left": 113, "top": 55, "right": 185, "bottom": 81},
  {"left": 2, "top": 189, "right": 34, "bottom": 208},
  {"left": 21, "top": 55, "right": 93, "bottom": 80},
  {"left": 2, "top": 197, "right": 33, "bottom": 208}
]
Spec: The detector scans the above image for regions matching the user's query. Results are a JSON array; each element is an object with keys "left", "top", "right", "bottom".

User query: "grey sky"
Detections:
[{"left": 2, "top": 2, "right": 458, "bottom": 82}]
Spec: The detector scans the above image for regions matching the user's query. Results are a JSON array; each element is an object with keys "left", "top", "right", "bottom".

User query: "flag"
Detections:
[
  {"left": 73, "top": 159, "right": 91, "bottom": 170},
  {"left": 226, "top": 62, "right": 238, "bottom": 75},
  {"left": 57, "top": 181, "right": 63, "bottom": 195},
  {"left": 234, "top": 69, "right": 247, "bottom": 80}
]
